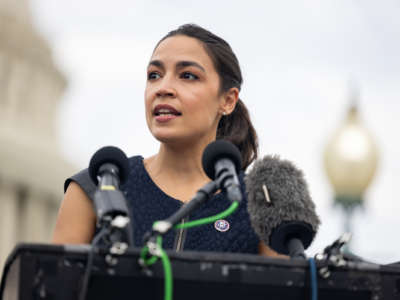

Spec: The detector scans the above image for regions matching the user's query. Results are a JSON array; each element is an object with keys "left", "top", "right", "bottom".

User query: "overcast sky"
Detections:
[{"left": 30, "top": 0, "right": 400, "bottom": 263}]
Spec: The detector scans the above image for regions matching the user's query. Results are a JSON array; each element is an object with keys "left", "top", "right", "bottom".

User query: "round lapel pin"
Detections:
[{"left": 214, "top": 219, "right": 230, "bottom": 232}]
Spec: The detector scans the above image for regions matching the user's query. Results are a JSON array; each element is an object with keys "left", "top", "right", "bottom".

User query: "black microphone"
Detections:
[
  {"left": 245, "top": 155, "right": 320, "bottom": 258},
  {"left": 202, "top": 140, "right": 242, "bottom": 202},
  {"left": 89, "top": 146, "right": 130, "bottom": 189},
  {"left": 88, "top": 146, "right": 131, "bottom": 222},
  {"left": 151, "top": 140, "right": 241, "bottom": 235}
]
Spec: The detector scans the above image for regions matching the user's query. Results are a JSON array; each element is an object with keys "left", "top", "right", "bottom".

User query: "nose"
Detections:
[
  {"left": 156, "top": 89, "right": 175, "bottom": 98},
  {"left": 155, "top": 76, "right": 176, "bottom": 98}
]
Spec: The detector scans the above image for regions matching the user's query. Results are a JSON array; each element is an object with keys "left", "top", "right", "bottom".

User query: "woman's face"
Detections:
[{"left": 145, "top": 35, "right": 224, "bottom": 146}]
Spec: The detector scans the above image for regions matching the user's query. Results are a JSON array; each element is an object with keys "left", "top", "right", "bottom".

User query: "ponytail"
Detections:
[{"left": 217, "top": 99, "right": 258, "bottom": 170}]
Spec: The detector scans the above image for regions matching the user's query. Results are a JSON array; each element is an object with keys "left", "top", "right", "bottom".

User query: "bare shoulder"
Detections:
[{"left": 52, "top": 181, "right": 96, "bottom": 244}]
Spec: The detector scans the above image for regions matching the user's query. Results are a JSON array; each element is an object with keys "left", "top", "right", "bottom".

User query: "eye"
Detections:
[
  {"left": 147, "top": 71, "right": 161, "bottom": 80},
  {"left": 180, "top": 72, "right": 199, "bottom": 80}
]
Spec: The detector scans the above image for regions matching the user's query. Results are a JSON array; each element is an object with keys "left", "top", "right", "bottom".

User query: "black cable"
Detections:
[{"left": 78, "top": 228, "right": 108, "bottom": 300}]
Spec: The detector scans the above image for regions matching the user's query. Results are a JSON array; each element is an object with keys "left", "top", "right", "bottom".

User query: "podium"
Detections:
[{"left": 1, "top": 243, "right": 400, "bottom": 300}]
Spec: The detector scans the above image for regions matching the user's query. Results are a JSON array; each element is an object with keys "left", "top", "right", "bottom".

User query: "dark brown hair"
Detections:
[{"left": 159, "top": 24, "right": 258, "bottom": 170}]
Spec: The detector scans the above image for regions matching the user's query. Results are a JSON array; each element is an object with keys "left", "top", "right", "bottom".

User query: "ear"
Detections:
[{"left": 219, "top": 87, "right": 239, "bottom": 115}]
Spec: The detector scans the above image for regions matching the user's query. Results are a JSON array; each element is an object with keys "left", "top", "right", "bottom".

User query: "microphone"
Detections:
[
  {"left": 89, "top": 146, "right": 130, "bottom": 189},
  {"left": 245, "top": 155, "right": 320, "bottom": 258},
  {"left": 202, "top": 140, "right": 242, "bottom": 202},
  {"left": 151, "top": 140, "right": 240, "bottom": 235},
  {"left": 88, "top": 146, "right": 131, "bottom": 224},
  {"left": 151, "top": 181, "right": 219, "bottom": 235}
]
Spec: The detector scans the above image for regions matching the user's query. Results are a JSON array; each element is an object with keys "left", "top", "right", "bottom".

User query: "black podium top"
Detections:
[{"left": 1, "top": 243, "right": 400, "bottom": 300}]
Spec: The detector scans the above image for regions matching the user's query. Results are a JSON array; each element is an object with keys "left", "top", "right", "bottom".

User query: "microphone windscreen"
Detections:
[
  {"left": 202, "top": 140, "right": 242, "bottom": 180},
  {"left": 245, "top": 155, "right": 320, "bottom": 251},
  {"left": 88, "top": 146, "right": 130, "bottom": 185}
]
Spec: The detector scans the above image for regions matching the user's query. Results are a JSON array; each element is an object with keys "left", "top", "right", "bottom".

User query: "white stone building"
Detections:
[{"left": 0, "top": 0, "right": 76, "bottom": 270}]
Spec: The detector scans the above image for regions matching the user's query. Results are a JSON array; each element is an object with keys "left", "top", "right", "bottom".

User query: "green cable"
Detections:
[
  {"left": 141, "top": 201, "right": 239, "bottom": 269},
  {"left": 140, "top": 201, "right": 240, "bottom": 300},
  {"left": 140, "top": 236, "right": 173, "bottom": 300},
  {"left": 174, "top": 201, "right": 239, "bottom": 229},
  {"left": 140, "top": 235, "right": 162, "bottom": 266},
  {"left": 158, "top": 238, "right": 173, "bottom": 300}
]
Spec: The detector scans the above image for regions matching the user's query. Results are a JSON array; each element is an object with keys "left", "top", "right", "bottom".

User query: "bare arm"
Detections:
[
  {"left": 52, "top": 182, "right": 96, "bottom": 244},
  {"left": 258, "top": 241, "right": 289, "bottom": 259}
]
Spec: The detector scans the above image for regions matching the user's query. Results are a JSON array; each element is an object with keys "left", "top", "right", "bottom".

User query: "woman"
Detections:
[{"left": 53, "top": 24, "right": 280, "bottom": 256}]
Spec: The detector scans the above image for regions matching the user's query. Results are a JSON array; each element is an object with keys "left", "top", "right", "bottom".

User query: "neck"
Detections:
[
  {"left": 146, "top": 137, "right": 216, "bottom": 182},
  {"left": 143, "top": 136, "right": 220, "bottom": 202}
]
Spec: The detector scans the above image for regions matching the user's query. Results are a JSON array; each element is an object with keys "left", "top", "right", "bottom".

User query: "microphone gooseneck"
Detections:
[
  {"left": 150, "top": 140, "right": 242, "bottom": 237},
  {"left": 245, "top": 155, "right": 320, "bottom": 258}
]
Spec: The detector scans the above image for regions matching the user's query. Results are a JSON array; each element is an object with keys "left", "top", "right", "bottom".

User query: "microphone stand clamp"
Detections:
[{"left": 315, "top": 232, "right": 352, "bottom": 278}]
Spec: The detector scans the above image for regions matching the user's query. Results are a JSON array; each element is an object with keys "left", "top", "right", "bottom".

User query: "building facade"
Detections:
[{"left": 0, "top": 0, "right": 76, "bottom": 269}]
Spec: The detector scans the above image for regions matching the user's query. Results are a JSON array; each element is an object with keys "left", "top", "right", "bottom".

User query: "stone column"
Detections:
[
  {"left": 0, "top": 181, "right": 18, "bottom": 267},
  {"left": 20, "top": 189, "right": 53, "bottom": 243}
]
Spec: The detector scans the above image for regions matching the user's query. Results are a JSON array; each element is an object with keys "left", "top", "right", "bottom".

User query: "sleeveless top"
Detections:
[{"left": 64, "top": 156, "right": 259, "bottom": 254}]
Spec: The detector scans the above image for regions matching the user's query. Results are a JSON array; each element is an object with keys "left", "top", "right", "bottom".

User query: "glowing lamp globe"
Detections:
[{"left": 324, "top": 106, "right": 379, "bottom": 207}]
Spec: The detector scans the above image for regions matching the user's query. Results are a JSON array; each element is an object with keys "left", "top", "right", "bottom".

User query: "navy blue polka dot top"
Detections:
[{"left": 64, "top": 156, "right": 259, "bottom": 254}]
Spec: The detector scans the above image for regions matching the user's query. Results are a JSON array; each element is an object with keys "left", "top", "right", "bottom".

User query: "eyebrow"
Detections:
[
  {"left": 148, "top": 60, "right": 206, "bottom": 73},
  {"left": 148, "top": 60, "right": 164, "bottom": 70},
  {"left": 176, "top": 61, "right": 205, "bottom": 73}
]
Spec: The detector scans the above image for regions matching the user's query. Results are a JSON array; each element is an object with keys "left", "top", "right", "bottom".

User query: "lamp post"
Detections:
[{"left": 324, "top": 99, "right": 379, "bottom": 250}]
